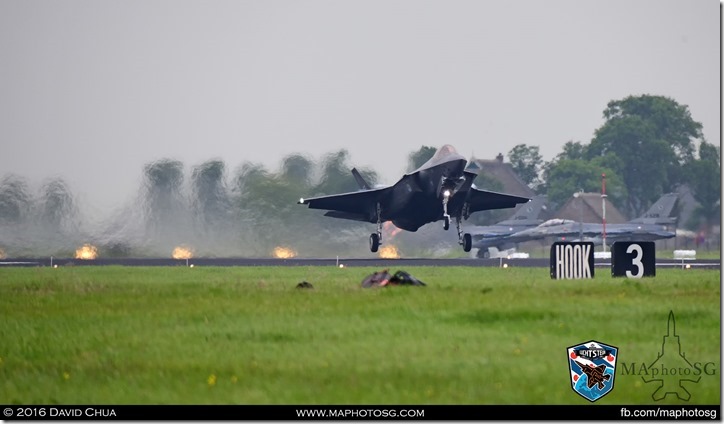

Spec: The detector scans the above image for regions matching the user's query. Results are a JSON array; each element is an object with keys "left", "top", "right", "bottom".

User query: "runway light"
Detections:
[
  {"left": 503, "top": 263, "right": 509, "bottom": 269},
  {"left": 75, "top": 244, "right": 98, "bottom": 260},
  {"left": 273, "top": 246, "right": 297, "bottom": 258},
  {"left": 189, "top": 264, "right": 195, "bottom": 268},
  {"left": 172, "top": 246, "right": 194, "bottom": 259},
  {"left": 53, "top": 264, "right": 58, "bottom": 269},
  {"left": 339, "top": 264, "right": 345, "bottom": 268},
  {"left": 685, "top": 264, "right": 691, "bottom": 269},
  {"left": 378, "top": 245, "right": 400, "bottom": 259}
]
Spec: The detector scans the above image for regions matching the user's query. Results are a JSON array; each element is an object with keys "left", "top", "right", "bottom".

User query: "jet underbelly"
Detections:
[{"left": 391, "top": 191, "right": 443, "bottom": 231}]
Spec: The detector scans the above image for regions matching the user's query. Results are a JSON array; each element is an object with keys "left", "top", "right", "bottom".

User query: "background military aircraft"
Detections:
[
  {"left": 466, "top": 195, "right": 549, "bottom": 257},
  {"left": 504, "top": 193, "right": 679, "bottom": 247},
  {"left": 298, "top": 145, "right": 530, "bottom": 252}
]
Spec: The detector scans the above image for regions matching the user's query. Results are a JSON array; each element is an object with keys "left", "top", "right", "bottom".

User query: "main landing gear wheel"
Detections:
[
  {"left": 443, "top": 215, "right": 450, "bottom": 230},
  {"left": 369, "top": 233, "right": 380, "bottom": 252},
  {"left": 462, "top": 233, "right": 472, "bottom": 252}
]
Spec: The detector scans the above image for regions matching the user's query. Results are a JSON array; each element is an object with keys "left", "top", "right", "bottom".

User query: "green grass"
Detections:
[{"left": 0, "top": 266, "right": 719, "bottom": 405}]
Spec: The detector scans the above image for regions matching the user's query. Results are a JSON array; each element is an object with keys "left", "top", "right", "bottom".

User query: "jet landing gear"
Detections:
[
  {"left": 370, "top": 233, "right": 380, "bottom": 252},
  {"left": 455, "top": 216, "right": 472, "bottom": 252},
  {"left": 442, "top": 190, "right": 451, "bottom": 230},
  {"left": 462, "top": 233, "right": 472, "bottom": 252},
  {"left": 370, "top": 202, "right": 382, "bottom": 253},
  {"left": 442, "top": 191, "right": 471, "bottom": 252}
]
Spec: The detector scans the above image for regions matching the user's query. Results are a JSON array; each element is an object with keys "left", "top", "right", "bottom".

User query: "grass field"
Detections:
[{"left": 0, "top": 265, "right": 720, "bottom": 405}]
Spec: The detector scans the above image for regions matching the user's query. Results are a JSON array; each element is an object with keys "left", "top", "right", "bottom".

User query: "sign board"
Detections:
[
  {"left": 611, "top": 241, "right": 655, "bottom": 278},
  {"left": 550, "top": 241, "right": 595, "bottom": 279}
]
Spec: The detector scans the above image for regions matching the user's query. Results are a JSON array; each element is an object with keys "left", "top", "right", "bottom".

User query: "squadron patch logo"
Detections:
[{"left": 567, "top": 340, "right": 618, "bottom": 402}]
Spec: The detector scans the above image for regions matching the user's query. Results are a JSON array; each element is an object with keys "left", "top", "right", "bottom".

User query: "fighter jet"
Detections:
[
  {"left": 575, "top": 361, "right": 611, "bottom": 390},
  {"left": 297, "top": 145, "right": 530, "bottom": 252},
  {"left": 465, "top": 195, "right": 549, "bottom": 258},
  {"left": 504, "top": 193, "right": 679, "bottom": 246}
]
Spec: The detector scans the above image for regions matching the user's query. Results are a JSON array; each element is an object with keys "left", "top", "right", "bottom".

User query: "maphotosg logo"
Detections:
[
  {"left": 619, "top": 310, "right": 717, "bottom": 401},
  {"left": 567, "top": 340, "right": 618, "bottom": 402}
]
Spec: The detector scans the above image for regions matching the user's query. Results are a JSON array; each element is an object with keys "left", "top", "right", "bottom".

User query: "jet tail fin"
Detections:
[
  {"left": 351, "top": 168, "right": 371, "bottom": 190},
  {"left": 497, "top": 195, "right": 548, "bottom": 226},
  {"left": 629, "top": 193, "right": 679, "bottom": 224}
]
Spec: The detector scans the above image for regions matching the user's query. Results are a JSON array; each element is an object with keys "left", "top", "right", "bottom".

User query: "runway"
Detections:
[{"left": 0, "top": 257, "right": 720, "bottom": 269}]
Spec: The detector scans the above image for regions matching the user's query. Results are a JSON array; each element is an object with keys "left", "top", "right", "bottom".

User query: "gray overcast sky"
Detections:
[{"left": 0, "top": 0, "right": 720, "bottom": 215}]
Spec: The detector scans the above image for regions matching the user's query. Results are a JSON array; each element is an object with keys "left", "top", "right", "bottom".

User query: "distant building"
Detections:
[
  {"left": 466, "top": 153, "right": 535, "bottom": 199},
  {"left": 466, "top": 153, "right": 546, "bottom": 225},
  {"left": 466, "top": 153, "right": 719, "bottom": 254},
  {"left": 466, "top": 152, "right": 718, "bottom": 254},
  {"left": 556, "top": 192, "right": 627, "bottom": 224}
]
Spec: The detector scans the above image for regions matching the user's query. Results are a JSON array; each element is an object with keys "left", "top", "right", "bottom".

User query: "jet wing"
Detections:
[
  {"left": 601, "top": 228, "right": 676, "bottom": 242},
  {"left": 298, "top": 186, "right": 392, "bottom": 221},
  {"left": 466, "top": 188, "right": 530, "bottom": 214}
]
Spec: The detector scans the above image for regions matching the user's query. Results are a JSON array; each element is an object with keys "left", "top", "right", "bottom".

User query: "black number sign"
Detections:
[{"left": 611, "top": 241, "right": 655, "bottom": 278}]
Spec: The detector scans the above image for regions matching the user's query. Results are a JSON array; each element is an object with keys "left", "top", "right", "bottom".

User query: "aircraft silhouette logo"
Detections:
[
  {"left": 641, "top": 311, "right": 701, "bottom": 401},
  {"left": 567, "top": 340, "right": 618, "bottom": 402}
]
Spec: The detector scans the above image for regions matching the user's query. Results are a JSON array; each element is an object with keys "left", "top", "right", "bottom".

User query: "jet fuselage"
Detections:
[{"left": 385, "top": 157, "right": 468, "bottom": 231}]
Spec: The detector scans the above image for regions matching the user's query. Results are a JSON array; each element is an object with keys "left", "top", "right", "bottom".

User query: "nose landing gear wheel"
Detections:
[{"left": 443, "top": 215, "right": 450, "bottom": 230}]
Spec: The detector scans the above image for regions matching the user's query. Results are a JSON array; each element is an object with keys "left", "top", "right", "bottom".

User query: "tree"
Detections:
[
  {"left": 407, "top": 146, "right": 437, "bottom": 172},
  {"left": 601, "top": 94, "right": 701, "bottom": 163},
  {"left": 191, "top": 159, "right": 231, "bottom": 229},
  {"left": 587, "top": 95, "right": 704, "bottom": 217},
  {"left": 544, "top": 159, "right": 627, "bottom": 210},
  {"left": 280, "top": 154, "right": 315, "bottom": 188},
  {"left": 554, "top": 141, "right": 588, "bottom": 162},
  {"left": 0, "top": 174, "right": 33, "bottom": 256},
  {"left": 684, "top": 141, "right": 721, "bottom": 231},
  {"left": 0, "top": 174, "right": 32, "bottom": 225},
  {"left": 539, "top": 141, "right": 588, "bottom": 195},
  {"left": 36, "top": 177, "right": 78, "bottom": 232},
  {"left": 142, "top": 159, "right": 190, "bottom": 249},
  {"left": 507, "top": 144, "right": 543, "bottom": 189},
  {"left": 313, "top": 149, "right": 377, "bottom": 195},
  {"left": 232, "top": 161, "right": 299, "bottom": 254},
  {"left": 231, "top": 151, "right": 379, "bottom": 257}
]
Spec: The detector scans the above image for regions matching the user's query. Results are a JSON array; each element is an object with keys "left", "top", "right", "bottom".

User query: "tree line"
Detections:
[
  {"left": 505, "top": 95, "right": 719, "bottom": 232},
  {"left": 0, "top": 94, "right": 718, "bottom": 257},
  {"left": 0, "top": 151, "right": 382, "bottom": 257}
]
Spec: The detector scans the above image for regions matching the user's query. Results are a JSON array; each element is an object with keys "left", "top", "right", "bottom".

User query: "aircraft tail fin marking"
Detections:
[
  {"left": 497, "top": 195, "right": 548, "bottom": 225},
  {"left": 629, "top": 193, "right": 678, "bottom": 224}
]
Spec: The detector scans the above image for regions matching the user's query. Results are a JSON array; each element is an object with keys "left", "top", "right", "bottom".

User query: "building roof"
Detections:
[
  {"left": 467, "top": 153, "right": 535, "bottom": 199},
  {"left": 556, "top": 192, "right": 628, "bottom": 224}
]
